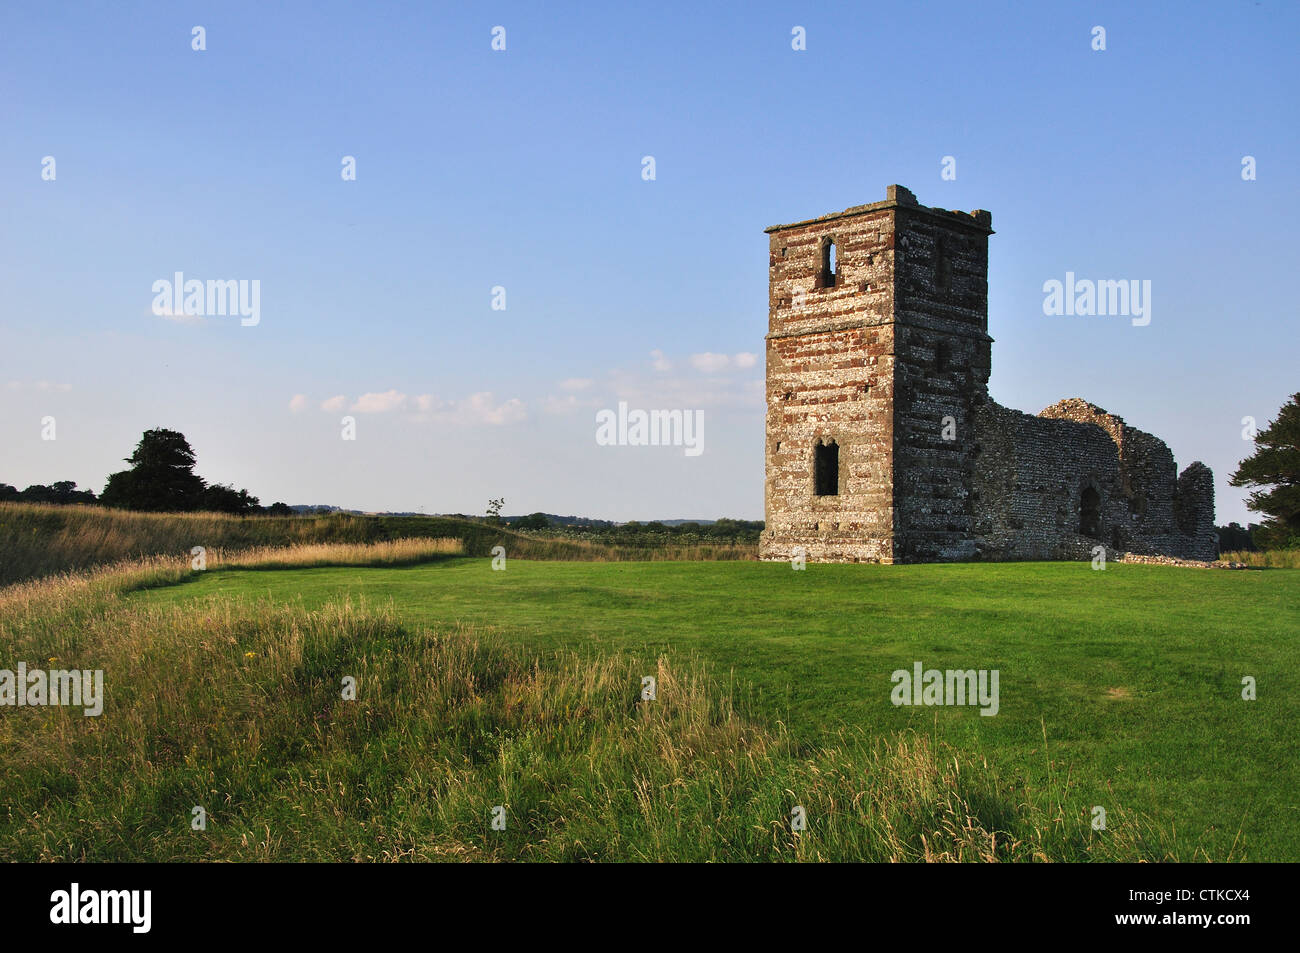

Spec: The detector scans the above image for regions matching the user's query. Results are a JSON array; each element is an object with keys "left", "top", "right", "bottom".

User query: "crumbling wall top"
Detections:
[{"left": 764, "top": 184, "right": 993, "bottom": 235}]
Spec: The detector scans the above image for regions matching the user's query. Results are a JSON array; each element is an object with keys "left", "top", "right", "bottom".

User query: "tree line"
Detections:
[
  {"left": 2, "top": 428, "right": 288, "bottom": 515},
  {"left": 4, "top": 390, "right": 1297, "bottom": 549}
]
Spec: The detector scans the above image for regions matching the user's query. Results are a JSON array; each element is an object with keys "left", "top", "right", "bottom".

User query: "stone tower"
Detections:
[
  {"left": 760, "top": 185, "right": 995, "bottom": 563},
  {"left": 760, "top": 185, "right": 1216, "bottom": 564}
]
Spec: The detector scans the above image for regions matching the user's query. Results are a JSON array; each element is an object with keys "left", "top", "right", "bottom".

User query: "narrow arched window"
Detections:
[
  {"left": 814, "top": 439, "right": 839, "bottom": 496},
  {"left": 818, "top": 238, "right": 838, "bottom": 289}
]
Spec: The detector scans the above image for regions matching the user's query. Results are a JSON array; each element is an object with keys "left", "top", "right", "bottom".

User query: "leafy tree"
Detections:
[
  {"left": 202, "top": 483, "right": 261, "bottom": 514},
  {"left": 16, "top": 481, "right": 97, "bottom": 504},
  {"left": 15, "top": 484, "right": 56, "bottom": 503},
  {"left": 513, "top": 512, "right": 550, "bottom": 531},
  {"left": 101, "top": 429, "right": 207, "bottom": 511},
  {"left": 1215, "top": 522, "right": 1259, "bottom": 554},
  {"left": 486, "top": 497, "right": 505, "bottom": 524},
  {"left": 0, "top": 483, "right": 19, "bottom": 501},
  {"left": 265, "top": 502, "right": 293, "bottom": 516},
  {"left": 1231, "top": 393, "right": 1300, "bottom": 548}
]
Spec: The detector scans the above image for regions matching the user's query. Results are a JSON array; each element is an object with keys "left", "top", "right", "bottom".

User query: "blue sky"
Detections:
[{"left": 1, "top": 1, "right": 1295, "bottom": 522}]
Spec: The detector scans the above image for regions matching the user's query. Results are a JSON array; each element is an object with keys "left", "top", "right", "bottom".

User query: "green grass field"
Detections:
[
  {"left": 3, "top": 549, "right": 1296, "bottom": 862},
  {"left": 119, "top": 557, "right": 1298, "bottom": 861}
]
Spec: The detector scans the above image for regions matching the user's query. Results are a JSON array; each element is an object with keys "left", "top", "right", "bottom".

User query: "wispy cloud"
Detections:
[
  {"left": 690, "top": 352, "right": 732, "bottom": 373},
  {"left": 352, "top": 389, "right": 408, "bottom": 413},
  {"left": 541, "top": 392, "right": 603, "bottom": 416},
  {"left": 457, "top": 392, "right": 526, "bottom": 425},
  {"left": 688, "top": 351, "right": 759, "bottom": 373},
  {"left": 413, "top": 391, "right": 527, "bottom": 426},
  {"left": 299, "top": 389, "right": 527, "bottom": 425}
]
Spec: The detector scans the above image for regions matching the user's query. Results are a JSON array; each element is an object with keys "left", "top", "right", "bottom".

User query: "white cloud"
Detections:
[
  {"left": 690, "top": 352, "right": 732, "bottom": 373},
  {"left": 650, "top": 349, "right": 672, "bottom": 372},
  {"left": 559, "top": 377, "right": 593, "bottom": 391},
  {"left": 352, "top": 389, "right": 408, "bottom": 413},
  {"left": 733, "top": 352, "right": 758, "bottom": 369},
  {"left": 289, "top": 394, "right": 309, "bottom": 413},
  {"left": 542, "top": 392, "right": 603, "bottom": 416},
  {"left": 407, "top": 391, "right": 527, "bottom": 426},
  {"left": 314, "top": 389, "right": 526, "bottom": 425},
  {"left": 462, "top": 391, "right": 526, "bottom": 425}
]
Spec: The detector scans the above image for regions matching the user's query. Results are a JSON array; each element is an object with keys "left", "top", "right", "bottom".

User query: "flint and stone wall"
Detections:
[{"left": 760, "top": 185, "right": 1216, "bottom": 564}]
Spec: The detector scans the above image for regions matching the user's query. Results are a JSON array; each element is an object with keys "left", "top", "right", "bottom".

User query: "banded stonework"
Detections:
[{"left": 760, "top": 185, "right": 1215, "bottom": 564}]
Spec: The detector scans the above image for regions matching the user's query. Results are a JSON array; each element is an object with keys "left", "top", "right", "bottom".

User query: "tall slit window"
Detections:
[
  {"left": 1079, "top": 486, "right": 1101, "bottom": 537},
  {"left": 814, "top": 439, "right": 839, "bottom": 496},
  {"left": 934, "top": 237, "right": 952, "bottom": 292},
  {"left": 818, "top": 238, "right": 838, "bottom": 288}
]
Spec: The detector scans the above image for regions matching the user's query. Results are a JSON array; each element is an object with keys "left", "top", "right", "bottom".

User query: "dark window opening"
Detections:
[
  {"left": 817, "top": 238, "right": 838, "bottom": 289},
  {"left": 814, "top": 440, "right": 839, "bottom": 497},
  {"left": 935, "top": 340, "right": 951, "bottom": 372},
  {"left": 1079, "top": 486, "right": 1102, "bottom": 538},
  {"left": 934, "top": 237, "right": 952, "bottom": 292}
]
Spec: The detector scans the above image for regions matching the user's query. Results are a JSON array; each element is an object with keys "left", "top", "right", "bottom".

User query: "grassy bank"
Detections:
[{"left": 0, "top": 503, "right": 754, "bottom": 586}]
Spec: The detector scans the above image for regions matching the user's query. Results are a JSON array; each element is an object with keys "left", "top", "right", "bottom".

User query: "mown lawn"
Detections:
[{"left": 132, "top": 558, "right": 1300, "bottom": 861}]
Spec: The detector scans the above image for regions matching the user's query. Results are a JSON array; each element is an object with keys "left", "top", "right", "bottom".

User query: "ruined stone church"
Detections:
[{"left": 760, "top": 185, "right": 1216, "bottom": 564}]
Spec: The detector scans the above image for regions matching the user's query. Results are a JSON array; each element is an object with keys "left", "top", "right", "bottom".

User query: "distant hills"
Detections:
[{"left": 286, "top": 506, "right": 730, "bottom": 528}]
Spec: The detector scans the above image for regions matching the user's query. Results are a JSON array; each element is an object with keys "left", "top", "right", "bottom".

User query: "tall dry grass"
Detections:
[
  {"left": 0, "top": 503, "right": 465, "bottom": 586},
  {"left": 1220, "top": 548, "right": 1300, "bottom": 569},
  {"left": 0, "top": 538, "right": 461, "bottom": 629},
  {"left": 215, "top": 537, "right": 461, "bottom": 570}
]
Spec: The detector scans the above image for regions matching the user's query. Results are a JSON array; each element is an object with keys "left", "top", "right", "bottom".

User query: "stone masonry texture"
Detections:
[{"left": 760, "top": 185, "right": 1216, "bottom": 564}]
